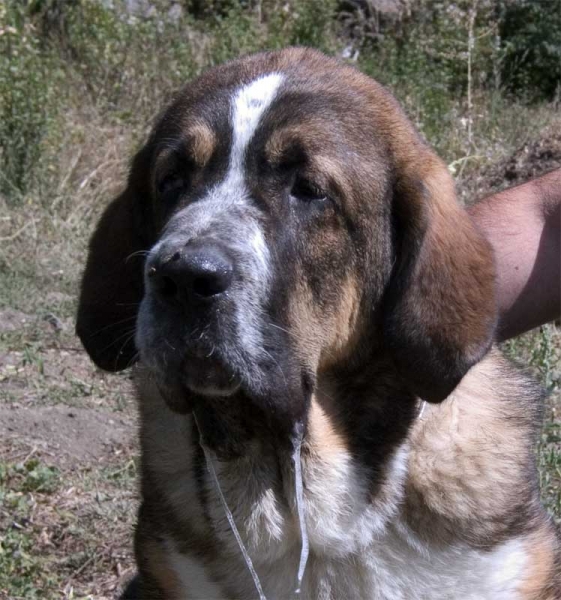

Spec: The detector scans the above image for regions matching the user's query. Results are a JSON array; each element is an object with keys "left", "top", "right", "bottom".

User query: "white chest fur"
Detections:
[{"left": 166, "top": 536, "right": 526, "bottom": 600}]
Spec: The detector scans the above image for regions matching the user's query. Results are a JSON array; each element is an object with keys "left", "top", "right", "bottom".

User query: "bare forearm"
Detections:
[{"left": 468, "top": 168, "right": 561, "bottom": 341}]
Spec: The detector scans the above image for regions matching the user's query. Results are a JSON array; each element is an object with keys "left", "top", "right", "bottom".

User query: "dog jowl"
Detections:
[{"left": 77, "top": 48, "right": 559, "bottom": 599}]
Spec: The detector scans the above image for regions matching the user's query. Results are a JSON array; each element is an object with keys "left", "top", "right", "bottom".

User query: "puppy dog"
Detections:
[{"left": 77, "top": 48, "right": 560, "bottom": 599}]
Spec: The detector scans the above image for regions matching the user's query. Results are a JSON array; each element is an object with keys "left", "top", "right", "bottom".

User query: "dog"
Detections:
[{"left": 77, "top": 48, "right": 560, "bottom": 599}]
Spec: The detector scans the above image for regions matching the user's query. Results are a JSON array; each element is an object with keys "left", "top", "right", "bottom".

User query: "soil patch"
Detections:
[
  {"left": 487, "top": 125, "right": 561, "bottom": 189},
  {"left": 462, "top": 124, "right": 561, "bottom": 201},
  {"left": 0, "top": 405, "right": 135, "bottom": 469}
]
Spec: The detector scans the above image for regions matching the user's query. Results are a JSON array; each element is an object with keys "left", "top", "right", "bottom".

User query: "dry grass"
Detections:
[{"left": 0, "top": 437, "right": 137, "bottom": 599}]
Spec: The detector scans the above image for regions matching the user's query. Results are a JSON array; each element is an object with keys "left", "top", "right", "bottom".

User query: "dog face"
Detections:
[{"left": 77, "top": 48, "right": 497, "bottom": 435}]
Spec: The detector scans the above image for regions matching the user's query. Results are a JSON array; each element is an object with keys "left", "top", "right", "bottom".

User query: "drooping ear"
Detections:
[
  {"left": 76, "top": 146, "right": 153, "bottom": 371},
  {"left": 383, "top": 153, "right": 497, "bottom": 402}
]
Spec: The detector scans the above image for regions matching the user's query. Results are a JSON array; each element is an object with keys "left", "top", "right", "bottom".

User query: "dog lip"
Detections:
[{"left": 181, "top": 355, "right": 241, "bottom": 398}]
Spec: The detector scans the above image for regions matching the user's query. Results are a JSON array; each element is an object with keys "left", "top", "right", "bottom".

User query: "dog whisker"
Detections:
[
  {"left": 88, "top": 315, "right": 138, "bottom": 338},
  {"left": 111, "top": 330, "right": 138, "bottom": 371},
  {"left": 95, "top": 326, "right": 136, "bottom": 357},
  {"left": 164, "top": 339, "right": 177, "bottom": 352},
  {"left": 260, "top": 347, "right": 289, "bottom": 393},
  {"left": 125, "top": 351, "right": 141, "bottom": 370}
]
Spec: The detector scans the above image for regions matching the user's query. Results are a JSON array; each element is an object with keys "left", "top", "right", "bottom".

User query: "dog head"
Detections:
[{"left": 77, "top": 48, "right": 496, "bottom": 434}]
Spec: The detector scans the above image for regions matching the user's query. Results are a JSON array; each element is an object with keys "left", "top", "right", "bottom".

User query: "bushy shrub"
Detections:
[
  {"left": 1, "top": 0, "right": 558, "bottom": 205},
  {"left": 354, "top": 1, "right": 499, "bottom": 91},
  {"left": 206, "top": 0, "right": 339, "bottom": 63},
  {"left": 52, "top": 2, "right": 199, "bottom": 116},
  {"left": 275, "top": 0, "right": 338, "bottom": 50},
  {"left": 499, "top": 0, "right": 561, "bottom": 100}
]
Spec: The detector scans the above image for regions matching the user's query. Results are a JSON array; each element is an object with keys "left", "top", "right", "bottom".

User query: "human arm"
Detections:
[{"left": 468, "top": 168, "right": 561, "bottom": 341}]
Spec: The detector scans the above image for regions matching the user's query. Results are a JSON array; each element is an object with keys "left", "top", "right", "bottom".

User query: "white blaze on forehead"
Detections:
[
  {"left": 221, "top": 74, "right": 283, "bottom": 363},
  {"left": 229, "top": 73, "right": 284, "bottom": 174}
]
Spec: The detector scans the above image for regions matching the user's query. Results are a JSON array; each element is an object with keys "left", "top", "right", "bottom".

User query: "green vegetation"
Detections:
[
  {"left": 0, "top": 461, "right": 60, "bottom": 599},
  {"left": 504, "top": 324, "right": 561, "bottom": 521},
  {"left": 499, "top": 0, "right": 561, "bottom": 100},
  {"left": 0, "top": 453, "right": 136, "bottom": 598},
  {"left": 0, "top": 0, "right": 559, "bottom": 596}
]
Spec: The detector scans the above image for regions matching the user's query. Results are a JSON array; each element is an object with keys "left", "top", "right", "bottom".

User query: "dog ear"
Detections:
[
  {"left": 383, "top": 153, "right": 497, "bottom": 403},
  {"left": 76, "top": 146, "right": 152, "bottom": 371}
]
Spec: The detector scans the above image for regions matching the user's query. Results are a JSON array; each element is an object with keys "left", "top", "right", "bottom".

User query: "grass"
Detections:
[
  {"left": 0, "top": 0, "right": 560, "bottom": 596},
  {"left": 503, "top": 324, "right": 561, "bottom": 525},
  {"left": 0, "top": 453, "right": 136, "bottom": 599},
  {"left": 541, "top": 419, "right": 561, "bottom": 520}
]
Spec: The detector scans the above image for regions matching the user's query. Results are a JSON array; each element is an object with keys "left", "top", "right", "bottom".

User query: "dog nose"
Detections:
[{"left": 149, "top": 242, "right": 234, "bottom": 303}]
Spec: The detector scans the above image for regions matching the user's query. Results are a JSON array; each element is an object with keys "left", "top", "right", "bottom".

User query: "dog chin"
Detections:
[
  {"left": 182, "top": 358, "right": 241, "bottom": 398},
  {"left": 182, "top": 355, "right": 242, "bottom": 397},
  {"left": 151, "top": 353, "right": 242, "bottom": 413}
]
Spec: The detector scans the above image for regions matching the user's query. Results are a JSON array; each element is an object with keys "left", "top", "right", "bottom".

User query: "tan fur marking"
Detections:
[
  {"left": 264, "top": 127, "right": 294, "bottom": 165},
  {"left": 406, "top": 350, "right": 537, "bottom": 543},
  {"left": 153, "top": 122, "right": 215, "bottom": 177},
  {"left": 265, "top": 126, "right": 349, "bottom": 188},
  {"left": 143, "top": 539, "right": 185, "bottom": 599},
  {"left": 307, "top": 391, "right": 349, "bottom": 458},
  {"left": 308, "top": 154, "right": 350, "bottom": 198},
  {"left": 319, "top": 276, "right": 362, "bottom": 370},
  {"left": 288, "top": 280, "right": 324, "bottom": 370},
  {"left": 289, "top": 275, "right": 362, "bottom": 374},
  {"left": 188, "top": 122, "right": 216, "bottom": 167},
  {"left": 518, "top": 529, "right": 559, "bottom": 599}
]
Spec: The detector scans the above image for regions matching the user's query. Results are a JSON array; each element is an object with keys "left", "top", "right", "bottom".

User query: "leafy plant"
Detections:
[
  {"left": 499, "top": 0, "right": 561, "bottom": 100},
  {"left": 0, "top": 3, "right": 60, "bottom": 198}
]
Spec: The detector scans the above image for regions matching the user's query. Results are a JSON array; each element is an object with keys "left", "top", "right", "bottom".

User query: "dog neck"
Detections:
[{"left": 184, "top": 353, "right": 419, "bottom": 493}]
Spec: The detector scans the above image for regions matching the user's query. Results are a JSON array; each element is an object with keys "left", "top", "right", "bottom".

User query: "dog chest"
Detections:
[
  {"left": 161, "top": 513, "right": 528, "bottom": 600},
  {"left": 141, "top": 393, "right": 529, "bottom": 600}
]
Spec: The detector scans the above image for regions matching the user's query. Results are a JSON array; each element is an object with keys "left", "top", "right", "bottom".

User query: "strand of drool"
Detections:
[
  {"left": 193, "top": 412, "right": 267, "bottom": 600},
  {"left": 292, "top": 431, "right": 309, "bottom": 596}
]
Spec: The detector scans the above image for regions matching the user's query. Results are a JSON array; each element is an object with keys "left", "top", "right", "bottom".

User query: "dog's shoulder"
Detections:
[
  {"left": 408, "top": 347, "right": 543, "bottom": 528},
  {"left": 406, "top": 347, "right": 559, "bottom": 593}
]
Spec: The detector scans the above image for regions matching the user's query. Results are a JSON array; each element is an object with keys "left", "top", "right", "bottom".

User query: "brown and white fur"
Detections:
[{"left": 76, "top": 48, "right": 560, "bottom": 599}]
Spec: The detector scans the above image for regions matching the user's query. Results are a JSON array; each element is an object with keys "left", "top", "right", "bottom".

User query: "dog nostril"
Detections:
[
  {"left": 157, "top": 275, "right": 178, "bottom": 298},
  {"left": 185, "top": 246, "right": 234, "bottom": 299},
  {"left": 151, "top": 243, "right": 234, "bottom": 304},
  {"left": 192, "top": 269, "right": 232, "bottom": 298},
  {"left": 193, "top": 277, "right": 214, "bottom": 298}
]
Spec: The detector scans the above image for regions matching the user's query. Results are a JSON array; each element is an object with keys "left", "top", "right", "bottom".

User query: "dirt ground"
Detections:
[
  {"left": 0, "top": 308, "right": 138, "bottom": 599},
  {"left": 457, "top": 123, "right": 561, "bottom": 200},
  {"left": 0, "top": 405, "right": 133, "bottom": 469}
]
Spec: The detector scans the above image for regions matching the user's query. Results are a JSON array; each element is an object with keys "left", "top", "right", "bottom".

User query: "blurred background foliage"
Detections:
[{"left": 1, "top": 0, "right": 559, "bottom": 201}]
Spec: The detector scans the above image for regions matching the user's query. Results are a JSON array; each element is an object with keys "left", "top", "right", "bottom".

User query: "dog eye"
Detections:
[
  {"left": 158, "top": 174, "right": 186, "bottom": 202},
  {"left": 291, "top": 177, "right": 327, "bottom": 203}
]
